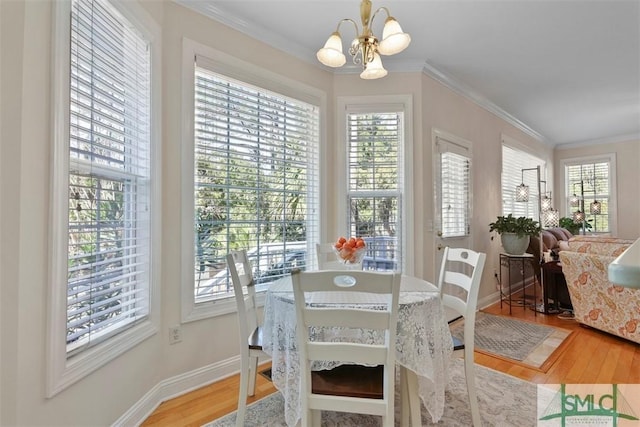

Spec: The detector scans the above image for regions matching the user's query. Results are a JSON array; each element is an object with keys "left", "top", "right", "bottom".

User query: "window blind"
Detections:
[
  {"left": 501, "top": 145, "right": 544, "bottom": 220},
  {"left": 67, "top": 0, "right": 151, "bottom": 355},
  {"left": 346, "top": 112, "right": 402, "bottom": 271},
  {"left": 438, "top": 140, "right": 470, "bottom": 238},
  {"left": 193, "top": 61, "right": 320, "bottom": 302}
]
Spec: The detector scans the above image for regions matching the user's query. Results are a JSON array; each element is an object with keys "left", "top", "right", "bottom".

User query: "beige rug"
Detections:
[
  {"left": 205, "top": 358, "right": 539, "bottom": 426},
  {"left": 449, "top": 312, "right": 574, "bottom": 372}
]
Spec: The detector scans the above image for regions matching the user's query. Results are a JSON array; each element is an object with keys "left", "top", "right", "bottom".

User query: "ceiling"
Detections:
[{"left": 175, "top": 0, "right": 640, "bottom": 147}]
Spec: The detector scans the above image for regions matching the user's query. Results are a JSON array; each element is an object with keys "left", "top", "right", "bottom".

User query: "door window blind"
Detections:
[
  {"left": 501, "top": 145, "right": 544, "bottom": 220},
  {"left": 437, "top": 139, "right": 470, "bottom": 238},
  {"left": 193, "top": 61, "right": 320, "bottom": 302},
  {"left": 67, "top": 0, "right": 151, "bottom": 355},
  {"left": 346, "top": 112, "right": 402, "bottom": 271}
]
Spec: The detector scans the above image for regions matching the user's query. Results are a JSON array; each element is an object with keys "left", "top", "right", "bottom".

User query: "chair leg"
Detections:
[
  {"left": 464, "top": 353, "right": 482, "bottom": 427},
  {"left": 247, "top": 354, "right": 259, "bottom": 396},
  {"left": 311, "top": 409, "right": 321, "bottom": 427},
  {"left": 236, "top": 355, "right": 249, "bottom": 427},
  {"left": 399, "top": 366, "right": 421, "bottom": 427},
  {"left": 400, "top": 367, "right": 409, "bottom": 427}
]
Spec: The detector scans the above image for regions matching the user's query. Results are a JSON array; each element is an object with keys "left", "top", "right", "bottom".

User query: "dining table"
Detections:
[{"left": 261, "top": 273, "right": 453, "bottom": 427}]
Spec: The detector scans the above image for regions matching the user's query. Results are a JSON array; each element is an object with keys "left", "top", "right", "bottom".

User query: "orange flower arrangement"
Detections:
[{"left": 334, "top": 236, "right": 366, "bottom": 264}]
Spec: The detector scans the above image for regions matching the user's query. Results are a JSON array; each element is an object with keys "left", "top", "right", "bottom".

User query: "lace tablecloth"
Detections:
[{"left": 262, "top": 274, "right": 453, "bottom": 427}]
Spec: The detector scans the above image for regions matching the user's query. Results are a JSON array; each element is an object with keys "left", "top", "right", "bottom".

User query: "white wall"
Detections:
[
  {"left": 2, "top": 0, "right": 604, "bottom": 425},
  {"left": 1, "top": 1, "right": 25, "bottom": 424}
]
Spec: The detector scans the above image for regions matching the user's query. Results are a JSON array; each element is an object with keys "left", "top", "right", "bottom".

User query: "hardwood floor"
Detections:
[{"left": 142, "top": 298, "right": 640, "bottom": 426}]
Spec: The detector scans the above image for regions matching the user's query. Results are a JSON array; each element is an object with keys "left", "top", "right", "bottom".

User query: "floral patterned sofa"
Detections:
[{"left": 559, "top": 236, "right": 639, "bottom": 344}]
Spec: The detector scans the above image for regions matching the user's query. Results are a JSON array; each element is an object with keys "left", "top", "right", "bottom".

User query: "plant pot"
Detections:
[{"left": 500, "top": 233, "right": 530, "bottom": 255}]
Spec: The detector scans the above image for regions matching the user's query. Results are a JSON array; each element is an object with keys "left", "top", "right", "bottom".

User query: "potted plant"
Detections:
[
  {"left": 559, "top": 216, "right": 592, "bottom": 236},
  {"left": 489, "top": 214, "right": 541, "bottom": 255}
]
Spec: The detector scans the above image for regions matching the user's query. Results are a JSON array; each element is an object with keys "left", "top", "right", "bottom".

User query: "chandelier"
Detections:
[{"left": 316, "top": 0, "right": 411, "bottom": 80}]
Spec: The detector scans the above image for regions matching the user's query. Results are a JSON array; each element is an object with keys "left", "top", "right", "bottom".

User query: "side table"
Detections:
[
  {"left": 499, "top": 253, "right": 537, "bottom": 315},
  {"left": 542, "top": 260, "right": 572, "bottom": 313}
]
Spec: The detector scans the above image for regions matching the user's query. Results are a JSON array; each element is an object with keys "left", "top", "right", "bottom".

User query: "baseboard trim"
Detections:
[{"left": 113, "top": 356, "right": 242, "bottom": 426}]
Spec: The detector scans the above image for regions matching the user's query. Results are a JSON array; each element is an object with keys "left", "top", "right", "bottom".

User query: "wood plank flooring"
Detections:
[{"left": 142, "top": 298, "right": 639, "bottom": 426}]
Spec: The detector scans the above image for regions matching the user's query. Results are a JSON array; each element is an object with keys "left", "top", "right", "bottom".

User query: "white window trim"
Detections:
[
  {"left": 47, "top": 0, "right": 162, "bottom": 397},
  {"left": 180, "top": 38, "right": 326, "bottom": 322},
  {"left": 561, "top": 153, "right": 617, "bottom": 235},
  {"left": 336, "top": 95, "right": 414, "bottom": 276}
]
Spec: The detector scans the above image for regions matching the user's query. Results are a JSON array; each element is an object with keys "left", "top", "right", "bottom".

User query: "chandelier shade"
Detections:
[
  {"left": 360, "top": 52, "right": 388, "bottom": 79},
  {"left": 541, "top": 194, "right": 552, "bottom": 212},
  {"left": 378, "top": 17, "right": 411, "bottom": 55},
  {"left": 316, "top": 32, "right": 347, "bottom": 67},
  {"left": 590, "top": 200, "right": 602, "bottom": 214},
  {"left": 317, "top": 0, "right": 410, "bottom": 79},
  {"left": 573, "top": 210, "right": 585, "bottom": 224}
]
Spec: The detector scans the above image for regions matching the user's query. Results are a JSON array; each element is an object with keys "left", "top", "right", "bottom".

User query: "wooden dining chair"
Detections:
[
  {"left": 291, "top": 269, "right": 401, "bottom": 427},
  {"left": 226, "top": 249, "right": 267, "bottom": 427},
  {"left": 437, "top": 246, "right": 486, "bottom": 427}
]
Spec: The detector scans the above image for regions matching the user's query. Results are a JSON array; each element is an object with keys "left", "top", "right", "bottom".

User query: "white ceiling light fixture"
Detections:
[{"left": 316, "top": 0, "right": 411, "bottom": 80}]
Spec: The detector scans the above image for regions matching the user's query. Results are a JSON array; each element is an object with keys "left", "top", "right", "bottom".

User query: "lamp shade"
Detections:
[
  {"left": 569, "top": 194, "right": 580, "bottom": 207},
  {"left": 573, "top": 210, "right": 585, "bottom": 224},
  {"left": 515, "top": 183, "right": 529, "bottom": 202},
  {"left": 378, "top": 17, "right": 411, "bottom": 55},
  {"left": 590, "top": 200, "right": 601, "bottom": 214},
  {"left": 316, "top": 32, "right": 346, "bottom": 67},
  {"left": 543, "top": 208, "right": 560, "bottom": 228},
  {"left": 541, "top": 195, "right": 552, "bottom": 212},
  {"left": 360, "top": 53, "right": 388, "bottom": 79}
]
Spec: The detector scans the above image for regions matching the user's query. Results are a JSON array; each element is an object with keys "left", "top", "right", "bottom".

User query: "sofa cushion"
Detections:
[
  {"left": 541, "top": 231, "right": 558, "bottom": 252},
  {"left": 548, "top": 227, "right": 573, "bottom": 241}
]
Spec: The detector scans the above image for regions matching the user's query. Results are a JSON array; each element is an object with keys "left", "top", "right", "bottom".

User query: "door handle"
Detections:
[{"left": 436, "top": 231, "right": 443, "bottom": 237}]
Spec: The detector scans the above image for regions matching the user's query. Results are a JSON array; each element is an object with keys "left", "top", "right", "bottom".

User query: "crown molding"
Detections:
[
  {"left": 421, "top": 62, "right": 548, "bottom": 145},
  {"left": 174, "top": 0, "right": 317, "bottom": 65},
  {"left": 554, "top": 132, "right": 640, "bottom": 150}
]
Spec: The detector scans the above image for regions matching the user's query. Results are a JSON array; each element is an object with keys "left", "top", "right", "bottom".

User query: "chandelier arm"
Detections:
[
  {"left": 369, "top": 6, "right": 391, "bottom": 31},
  {"left": 335, "top": 18, "right": 360, "bottom": 37}
]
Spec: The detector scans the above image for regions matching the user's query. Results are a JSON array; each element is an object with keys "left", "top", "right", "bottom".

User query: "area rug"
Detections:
[
  {"left": 203, "top": 358, "right": 539, "bottom": 426},
  {"left": 449, "top": 311, "right": 573, "bottom": 371}
]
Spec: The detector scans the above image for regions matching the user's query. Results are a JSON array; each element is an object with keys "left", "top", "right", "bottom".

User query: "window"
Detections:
[
  {"left": 345, "top": 107, "right": 404, "bottom": 271},
  {"left": 564, "top": 156, "right": 615, "bottom": 234},
  {"left": 49, "top": 0, "right": 159, "bottom": 395},
  {"left": 501, "top": 143, "right": 546, "bottom": 221},
  {"left": 187, "top": 53, "right": 320, "bottom": 314}
]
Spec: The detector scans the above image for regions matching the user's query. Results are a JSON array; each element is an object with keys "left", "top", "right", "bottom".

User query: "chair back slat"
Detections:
[
  {"left": 437, "top": 247, "right": 486, "bottom": 318},
  {"left": 307, "top": 343, "right": 388, "bottom": 365},
  {"left": 304, "top": 309, "right": 391, "bottom": 330}
]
